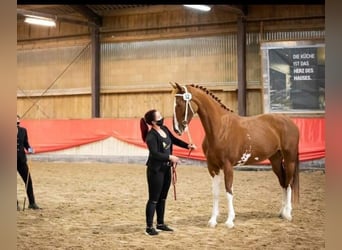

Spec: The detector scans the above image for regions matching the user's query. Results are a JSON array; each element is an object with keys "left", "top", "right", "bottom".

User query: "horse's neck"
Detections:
[{"left": 193, "top": 91, "right": 236, "bottom": 141}]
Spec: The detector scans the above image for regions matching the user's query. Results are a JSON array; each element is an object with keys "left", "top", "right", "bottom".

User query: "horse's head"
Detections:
[{"left": 170, "top": 82, "right": 198, "bottom": 135}]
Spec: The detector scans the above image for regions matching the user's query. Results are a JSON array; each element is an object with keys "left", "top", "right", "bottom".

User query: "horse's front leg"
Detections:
[
  {"left": 223, "top": 161, "right": 235, "bottom": 228},
  {"left": 208, "top": 174, "right": 220, "bottom": 228}
]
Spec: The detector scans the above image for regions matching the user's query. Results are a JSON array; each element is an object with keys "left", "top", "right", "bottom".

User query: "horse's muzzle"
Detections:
[{"left": 175, "top": 129, "right": 183, "bottom": 136}]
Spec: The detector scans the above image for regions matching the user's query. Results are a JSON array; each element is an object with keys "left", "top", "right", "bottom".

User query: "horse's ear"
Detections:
[
  {"left": 174, "top": 82, "right": 183, "bottom": 92},
  {"left": 169, "top": 82, "right": 177, "bottom": 89}
]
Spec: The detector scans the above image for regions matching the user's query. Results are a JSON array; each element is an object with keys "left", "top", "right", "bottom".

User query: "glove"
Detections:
[{"left": 28, "top": 147, "right": 34, "bottom": 154}]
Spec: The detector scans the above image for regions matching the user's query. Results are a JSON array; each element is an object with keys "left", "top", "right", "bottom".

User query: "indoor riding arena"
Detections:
[{"left": 17, "top": 4, "right": 325, "bottom": 249}]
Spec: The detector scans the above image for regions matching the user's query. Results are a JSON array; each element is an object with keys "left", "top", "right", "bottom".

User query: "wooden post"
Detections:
[
  {"left": 237, "top": 15, "right": 247, "bottom": 116},
  {"left": 91, "top": 26, "right": 100, "bottom": 118}
]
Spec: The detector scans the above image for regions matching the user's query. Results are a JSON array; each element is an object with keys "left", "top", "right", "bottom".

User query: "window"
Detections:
[{"left": 261, "top": 40, "right": 325, "bottom": 114}]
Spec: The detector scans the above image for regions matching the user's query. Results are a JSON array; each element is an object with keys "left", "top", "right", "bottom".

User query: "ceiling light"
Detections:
[
  {"left": 183, "top": 5, "right": 211, "bottom": 12},
  {"left": 24, "top": 15, "right": 56, "bottom": 27}
]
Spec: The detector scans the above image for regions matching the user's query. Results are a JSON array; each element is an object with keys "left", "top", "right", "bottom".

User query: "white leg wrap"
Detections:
[
  {"left": 208, "top": 175, "right": 220, "bottom": 228},
  {"left": 279, "top": 188, "right": 286, "bottom": 216},
  {"left": 225, "top": 192, "right": 235, "bottom": 228},
  {"left": 280, "top": 185, "right": 292, "bottom": 221}
]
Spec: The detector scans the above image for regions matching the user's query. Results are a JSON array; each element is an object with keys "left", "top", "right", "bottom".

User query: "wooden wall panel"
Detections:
[
  {"left": 246, "top": 90, "right": 263, "bottom": 115},
  {"left": 17, "top": 20, "right": 90, "bottom": 41},
  {"left": 17, "top": 95, "right": 91, "bottom": 119},
  {"left": 247, "top": 5, "right": 324, "bottom": 19},
  {"left": 100, "top": 90, "right": 239, "bottom": 119},
  {"left": 101, "top": 92, "right": 175, "bottom": 118},
  {"left": 18, "top": 45, "right": 91, "bottom": 90},
  {"left": 101, "top": 54, "right": 236, "bottom": 88},
  {"left": 17, "top": 90, "right": 242, "bottom": 119},
  {"left": 17, "top": 5, "right": 324, "bottom": 119}
]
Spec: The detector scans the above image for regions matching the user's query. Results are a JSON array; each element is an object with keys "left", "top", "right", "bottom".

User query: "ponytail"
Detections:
[
  {"left": 140, "top": 118, "right": 149, "bottom": 142},
  {"left": 140, "top": 109, "right": 157, "bottom": 142}
]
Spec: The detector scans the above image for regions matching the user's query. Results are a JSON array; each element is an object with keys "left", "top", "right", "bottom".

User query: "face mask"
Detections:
[{"left": 156, "top": 118, "right": 164, "bottom": 127}]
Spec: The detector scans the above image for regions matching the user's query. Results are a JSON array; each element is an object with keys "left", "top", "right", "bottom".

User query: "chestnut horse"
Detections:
[{"left": 171, "top": 82, "right": 300, "bottom": 228}]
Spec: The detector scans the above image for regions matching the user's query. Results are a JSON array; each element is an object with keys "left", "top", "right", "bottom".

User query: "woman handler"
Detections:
[{"left": 140, "top": 109, "right": 196, "bottom": 236}]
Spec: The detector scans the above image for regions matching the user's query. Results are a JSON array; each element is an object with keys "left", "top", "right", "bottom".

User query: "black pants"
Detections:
[
  {"left": 145, "top": 165, "right": 171, "bottom": 228},
  {"left": 17, "top": 157, "right": 35, "bottom": 205}
]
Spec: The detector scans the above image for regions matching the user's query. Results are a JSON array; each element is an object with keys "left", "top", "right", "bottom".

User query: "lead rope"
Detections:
[
  {"left": 186, "top": 126, "right": 193, "bottom": 159},
  {"left": 172, "top": 125, "right": 194, "bottom": 201},
  {"left": 172, "top": 162, "right": 178, "bottom": 200}
]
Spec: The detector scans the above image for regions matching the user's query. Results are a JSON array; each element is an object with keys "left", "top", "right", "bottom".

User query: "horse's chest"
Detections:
[{"left": 204, "top": 136, "right": 254, "bottom": 167}]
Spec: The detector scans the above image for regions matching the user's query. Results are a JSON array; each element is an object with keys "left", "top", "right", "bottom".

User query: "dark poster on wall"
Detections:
[
  {"left": 269, "top": 49, "right": 291, "bottom": 110},
  {"left": 289, "top": 47, "right": 319, "bottom": 109},
  {"left": 269, "top": 47, "right": 323, "bottom": 110}
]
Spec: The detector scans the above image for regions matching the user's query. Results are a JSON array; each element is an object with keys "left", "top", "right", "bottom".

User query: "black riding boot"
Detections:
[
  {"left": 156, "top": 199, "right": 166, "bottom": 225},
  {"left": 145, "top": 200, "right": 157, "bottom": 228}
]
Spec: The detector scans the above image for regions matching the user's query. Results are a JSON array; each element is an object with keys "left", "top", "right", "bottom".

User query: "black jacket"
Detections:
[
  {"left": 17, "top": 126, "right": 31, "bottom": 162},
  {"left": 145, "top": 125, "right": 188, "bottom": 172}
]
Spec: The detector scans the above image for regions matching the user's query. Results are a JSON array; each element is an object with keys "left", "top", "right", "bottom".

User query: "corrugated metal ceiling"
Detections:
[{"left": 17, "top": 4, "right": 150, "bottom": 16}]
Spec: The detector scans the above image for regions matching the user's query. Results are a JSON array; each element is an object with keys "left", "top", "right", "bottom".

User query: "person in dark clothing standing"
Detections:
[
  {"left": 140, "top": 109, "right": 196, "bottom": 236},
  {"left": 17, "top": 115, "right": 40, "bottom": 210}
]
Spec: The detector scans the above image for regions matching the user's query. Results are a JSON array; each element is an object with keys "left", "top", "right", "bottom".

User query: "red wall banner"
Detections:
[{"left": 20, "top": 117, "right": 325, "bottom": 163}]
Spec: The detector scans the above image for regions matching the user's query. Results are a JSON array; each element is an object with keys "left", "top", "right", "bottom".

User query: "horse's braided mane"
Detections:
[{"left": 190, "top": 84, "right": 234, "bottom": 112}]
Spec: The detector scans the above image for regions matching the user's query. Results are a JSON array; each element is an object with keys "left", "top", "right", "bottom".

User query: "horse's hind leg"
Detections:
[
  {"left": 281, "top": 150, "right": 300, "bottom": 221},
  {"left": 269, "top": 151, "right": 289, "bottom": 220}
]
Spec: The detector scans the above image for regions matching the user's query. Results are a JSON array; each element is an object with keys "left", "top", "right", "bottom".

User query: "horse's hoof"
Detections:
[
  {"left": 280, "top": 212, "right": 292, "bottom": 221},
  {"left": 225, "top": 221, "right": 235, "bottom": 228},
  {"left": 207, "top": 220, "right": 217, "bottom": 228}
]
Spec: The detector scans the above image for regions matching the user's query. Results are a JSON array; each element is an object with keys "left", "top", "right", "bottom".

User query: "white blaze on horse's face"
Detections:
[
  {"left": 173, "top": 86, "right": 195, "bottom": 135},
  {"left": 173, "top": 98, "right": 182, "bottom": 135}
]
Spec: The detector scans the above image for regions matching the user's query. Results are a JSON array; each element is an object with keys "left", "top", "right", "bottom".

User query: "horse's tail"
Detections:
[{"left": 292, "top": 152, "right": 300, "bottom": 205}]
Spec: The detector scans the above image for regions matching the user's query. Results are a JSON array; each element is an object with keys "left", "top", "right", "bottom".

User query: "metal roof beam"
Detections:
[
  {"left": 17, "top": 8, "right": 92, "bottom": 27},
  {"left": 69, "top": 5, "right": 102, "bottom": 27},
  {"left": 216, "top": 5, "right": 247, "bottom": 17}
]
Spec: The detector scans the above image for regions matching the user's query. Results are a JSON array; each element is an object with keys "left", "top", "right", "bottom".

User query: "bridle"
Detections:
[
  {"left": 173, "top": 85, "right": 195, "bottom": 131},
  {"left": 172, "top": 85, "right": 196, "bottom": 200}
]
